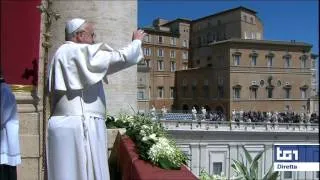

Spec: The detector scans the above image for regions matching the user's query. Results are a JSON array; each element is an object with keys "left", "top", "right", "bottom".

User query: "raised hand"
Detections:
[{"left": 132, "top": 29, "right": 146, "bottom": 41}]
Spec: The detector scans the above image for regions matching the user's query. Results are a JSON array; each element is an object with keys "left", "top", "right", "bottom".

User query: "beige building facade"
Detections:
[
  {"left": 190, "top": 6, "right": 263, "bottom": 50},
  {"left": 140, "top": 6, "right": 317, "bottom": 118},
  {"left": 138, "top": 18, "right": 191, "bottom": 112},
  {"left": 175, "top": 39, "right": 313, "bottom": 119}
]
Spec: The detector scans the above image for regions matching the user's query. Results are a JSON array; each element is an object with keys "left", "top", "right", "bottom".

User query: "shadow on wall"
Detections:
[{"left": 22, "top": 58, "right": 38, "bottom": 85}]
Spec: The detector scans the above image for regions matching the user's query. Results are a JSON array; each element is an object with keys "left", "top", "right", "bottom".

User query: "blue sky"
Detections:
[{"left": 138, "top": 0, "right": 319, "bottom": 54}]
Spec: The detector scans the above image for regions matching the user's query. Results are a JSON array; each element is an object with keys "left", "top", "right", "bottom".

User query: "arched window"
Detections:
[{"left": 283, "top": 54, "right": 292, "bottom": 68}]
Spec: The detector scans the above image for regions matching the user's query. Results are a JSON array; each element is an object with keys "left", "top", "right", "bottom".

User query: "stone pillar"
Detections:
[
  {"left": 229, "top": 144, "right": 238, "bottom": 178},
  {"left": 199, "top": 143, "right": 208, "bottom": 172},
  {"left": 50, "top": 0, "right": 138, "bottom": 115},
  {"left": 190, "top": 143, "right": 200, "bottom": 176}
]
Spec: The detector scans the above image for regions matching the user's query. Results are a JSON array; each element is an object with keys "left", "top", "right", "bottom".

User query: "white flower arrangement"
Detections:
[{"left": 106, "top": 113, "right": 188, "bottom": 169}]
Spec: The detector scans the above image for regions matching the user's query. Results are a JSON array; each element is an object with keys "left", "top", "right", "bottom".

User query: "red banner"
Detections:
[{"left": 1, "top": 0, "right": 41, "bottom": 85}]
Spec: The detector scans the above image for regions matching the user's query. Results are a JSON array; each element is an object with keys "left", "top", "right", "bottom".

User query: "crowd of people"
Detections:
[
  {"left": 149, "top": 106, "right": 319, "bottom": 124},
  {"left": 231, "top": 110, "right": 319, "bottom": 124}
]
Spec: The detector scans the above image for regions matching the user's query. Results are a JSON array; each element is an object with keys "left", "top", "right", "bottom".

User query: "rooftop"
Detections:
[
  {"left": 193, "top": 6, "right": 257, "bottom": 23},
  {"left": 209, "top": 38, "right": 312, "bottom": 48}
]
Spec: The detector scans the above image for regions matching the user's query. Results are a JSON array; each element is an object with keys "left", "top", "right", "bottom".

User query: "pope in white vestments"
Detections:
[{"left": 47, "top": 18, "right": 145, "bottom": 180}]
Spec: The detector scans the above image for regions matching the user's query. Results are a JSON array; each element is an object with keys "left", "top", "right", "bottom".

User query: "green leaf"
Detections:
[
  {"left": 158, "top": 157, "right": 177, "bottom": 169},
  {"left": 242, "top": 146, "right": 253, "bottom": 164},
  {"left": 249, "top": 150, "right": 264, "bottom": 179},
  {"left": 232, "top": 159, "right": 248, "bottom": 178},
  {"left": 262, "top": 164, "right": 274, "bottom": 180},
  {"left": 267, "top": 171, "right": 279, "bottom": 180}
]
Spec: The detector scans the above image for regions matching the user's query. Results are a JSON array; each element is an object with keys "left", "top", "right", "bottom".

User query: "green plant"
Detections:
[
  {"left": 231, "top": 146, "right": 279, "bottom": 180},
  {"left": 199, "top": 169, "right": 227, "bottom": 180}
]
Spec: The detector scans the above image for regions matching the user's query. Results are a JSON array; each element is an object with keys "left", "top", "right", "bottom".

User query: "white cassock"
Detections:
[
  {"left": 0, "top": 82, "right": 21, "bottom": 166},
  {"left": 47, "top": 40, "right": 143, "bottom": 180}
]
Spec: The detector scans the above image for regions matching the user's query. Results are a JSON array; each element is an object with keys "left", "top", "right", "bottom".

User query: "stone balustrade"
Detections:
[{"left": 160, "top": 120, "right": 319, "bottom": 133}]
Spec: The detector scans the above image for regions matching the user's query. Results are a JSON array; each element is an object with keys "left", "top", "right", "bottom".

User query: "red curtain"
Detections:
[{"left": 1, "top": 0, "right": 41, "bottom": 85}]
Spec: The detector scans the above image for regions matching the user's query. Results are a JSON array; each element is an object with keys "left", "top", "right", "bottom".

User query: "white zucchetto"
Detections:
[{"left": 65, "top": 18, "right": 86, "bottom": 34}]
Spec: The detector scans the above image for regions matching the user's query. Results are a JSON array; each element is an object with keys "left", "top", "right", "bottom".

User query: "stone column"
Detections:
[
  {"left": 190, "top": 143, "right": 200, "bottom": 176},
  {"left": 199, "top": 143, "right": 208, "bottom": 172}
]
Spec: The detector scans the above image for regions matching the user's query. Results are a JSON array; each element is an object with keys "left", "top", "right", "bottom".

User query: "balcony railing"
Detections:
[{"left": 159, "top": 120, "right": 319, "bottom": 132}]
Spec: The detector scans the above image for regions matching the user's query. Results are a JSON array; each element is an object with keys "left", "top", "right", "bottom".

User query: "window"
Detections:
[
  {"left": 251, "top": 56, "right": 257, "bottom": 66},
  {"left": 251, "top": 32, "right": 256, "bottom": 39},
  {"left": 244, "top": 31, "right": 249, "bottom": 39},
  {"left": 256, "top": 32, "right": 261, "bottom": 40},
  {"left": 192, "top": 86, "right": 197, "bottom": 99},
  {"left": 170, "top": 87, "right": 175, "bottom": 98},
  {"left": 207, "top": 32, "right": 213, "bottom": 43},
  {"left": 218, "top": 86, "right": 224, "bottom": 99},
  {"left": 157, "top": 60, "right": 164, "bottom": 71},
  {"left": 197, "top": 36, "right": 201, "bottom": 46},
  {"left": 285, "top": 105, "right": 290, "bottom": 111},
  {"left": 233, "top": 88, "right": 241, "bottom": 99},
  {"left": 158, "top": 36, "right": 163, "bottom": 44},
  {"left": 277, "top": 80, "right": 282, "bottom": 87},
  {"left": 170, "top": 37, "right": 176, "bottom": 45},
  {"left": 182, "top": 86, "right": 188, "bottom": 97},
  {"left": 284, "top": 171, "right": 292, "bottom": 179},
  {"left": 250, "top": 17, "right": 254, "bottom": 24},
  {"left": 285, "top": 88, "right": 291, "bottom": 99},
  {"left": 243, "top": 15, "right": 247, "bottom": 22},
  {"left": 137, "top": 90, "right": 144, "bottom": 100},
  {"left": 144, "top": 34, "right": 151, "bottom": 43},
  {"left": 301, "top": 89, "right": 307, "bottom": 99},
  {"left": 213, "top": 162, "right": 223, "bottom": 175},
  {"left": 212, "top": 32, "right": 216, "bottom": 41},
  {"left": 203, "top": 85, "right": 209, "bottom": 98},
  {"left": 267, "top": 56, "right": 273, "bottom": 67},
  {"left": 158, "top": 87, "right": 164, "bottom": 98},
  {"left": 201, "top": 36, "right": 206, "bottom": 45},
  {"left": 312, "top": 59, "right": 316, "bottom": 69},
  {"left": 183, "top": 40, "right": 188, "bottom": 47},
  {"left": 284, "top": 56, "right": 291, "bottom": 68},
  {"left": 170, "top": 50, "right": 176, "bottom": 58},
  {"left": 170, "top": 61, "right": 176, "bottom": 72},
  {"left": 233, "top": 55, "right": 240, "bottom": 66},
  {"left": 218, "top": 76, "right": 224, "bottom": 86},
  {"left": 144, "top": 47, "right": 152, "bottom": 56},
  {"left": 301, "top": 58, "right": 307, "bottom": 68},
  {"left": 145, "top": 59, "right": 150, "bottom": 68},
  {"left": 157, "top": 48, "right": 164, "bottom": 57},
  {"left": 182, "top": 51, "right": 188, "bottom": 59},
  {"left": 183, "top": 64, "right": 188, "bottom": 70},
  {"left": 267, "top": 87, "right": 273, "bottom": 98},
  {"left": 250, "top": 87, "right": 258, "bottom": 99}
]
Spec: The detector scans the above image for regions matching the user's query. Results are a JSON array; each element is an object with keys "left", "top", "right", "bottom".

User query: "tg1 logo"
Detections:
[{"left": 276, "top": 146, "right": 298, "bottom": 161}]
